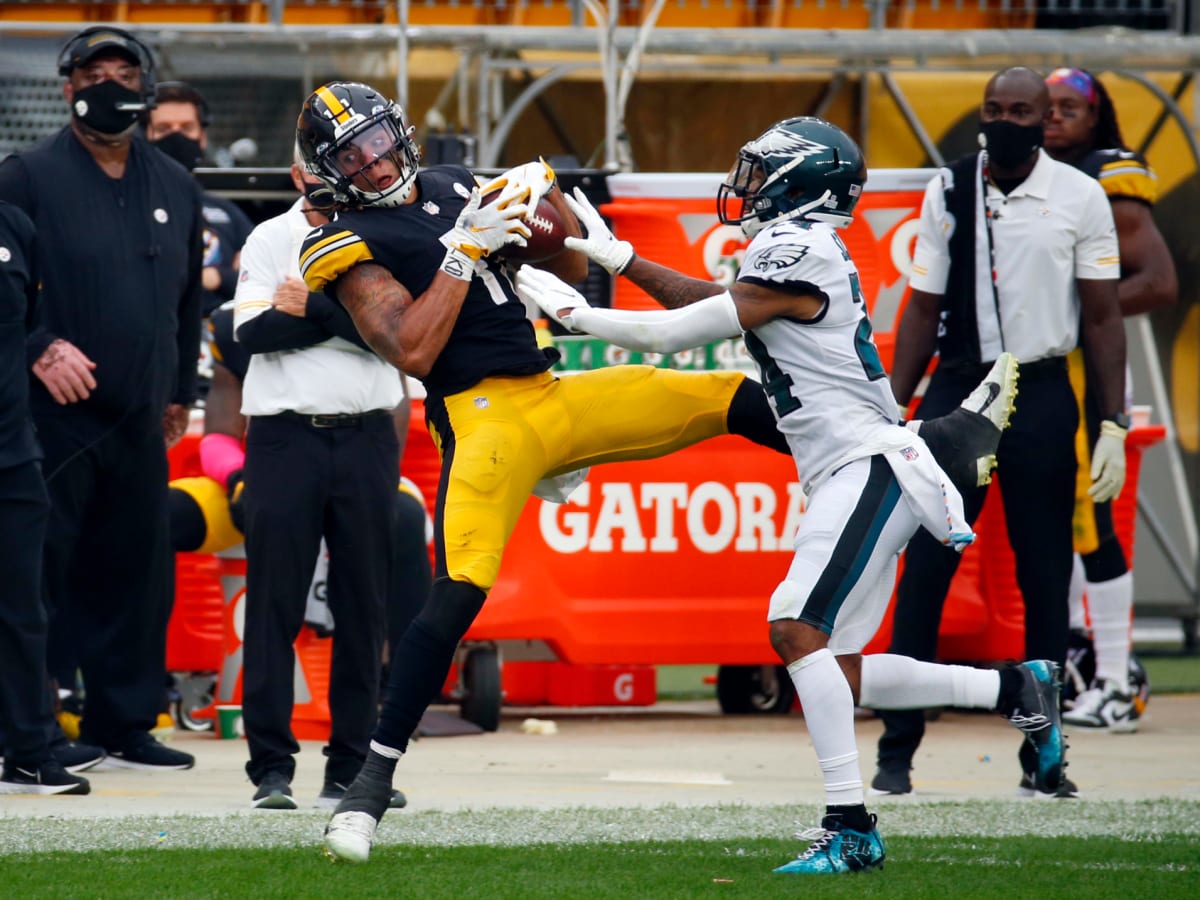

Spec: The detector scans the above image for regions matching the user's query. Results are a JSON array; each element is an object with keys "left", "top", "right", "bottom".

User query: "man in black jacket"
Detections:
[{"left": 0, "top": 26, "right": 202, "bottom": 770}]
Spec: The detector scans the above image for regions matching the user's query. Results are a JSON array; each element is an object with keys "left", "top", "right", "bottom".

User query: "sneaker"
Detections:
[
  {"left": 1063, "top": 679, "right": 1140, "bottom": 733},
  {"left": 105, "top": 736, "right": 195, "bottom": 771},
  {"left": 774, "top": 815, "right": 886, "bottom": 874},
  {"left": 0, "top": 759, "right": 90, "bottom": 796},
  {"left": 50, "top": 739, "right": 106, "bottom": 774},
  {"left": 1017, "top": 771, "right": 1080, "bottom": 799},
  {"left": 1006, "top": 660, "right": 1066, "bottom": 792},
  {"left": 915, "top": 351, "right": 1019, "bottom": 490},
  {"left": 322, "top": 775, "right": 395, "bottom": 864},
  {"left": 868, "top": 767, "right": 913, "bottom": 797},
  {"left": 251, "top": 771, "right": 298, "bottom": 810},
  {"left": 324, "top": 811, "right": 380, "bottom": 864},
  {"left": 315, "top": 780, "right": 407, "bottom": 810}
]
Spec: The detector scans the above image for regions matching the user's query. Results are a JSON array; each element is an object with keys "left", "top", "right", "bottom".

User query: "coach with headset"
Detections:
[{"left": 0, "top": 26, "right": 203, "bottom": 771}]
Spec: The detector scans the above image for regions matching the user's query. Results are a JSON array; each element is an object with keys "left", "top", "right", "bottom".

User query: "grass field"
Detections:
[{"left": 0, "top": 802, "right": 1196, "bottom": 897}]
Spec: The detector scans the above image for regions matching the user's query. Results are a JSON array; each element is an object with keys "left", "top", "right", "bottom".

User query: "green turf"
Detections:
[{"left": 0, "top": 834, "right": 1195, "bottom": 898}]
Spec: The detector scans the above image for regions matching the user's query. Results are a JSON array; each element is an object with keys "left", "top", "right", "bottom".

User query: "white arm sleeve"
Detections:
[{"left": 567, "top": 291, "right": 742, "bottom": 354}]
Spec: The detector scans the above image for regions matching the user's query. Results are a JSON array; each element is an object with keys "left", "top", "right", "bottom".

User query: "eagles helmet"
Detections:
[
  {"left": 297, "top": 81, "right": 421, "bottom": 209},
  {"left": 718, "top": 116, "right": 867, "bottom": 238}
]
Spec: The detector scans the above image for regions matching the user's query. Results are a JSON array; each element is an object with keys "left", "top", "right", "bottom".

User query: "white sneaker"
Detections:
[
  {"left": 324, "top": 810, "right": 379, "bottom": 863},
  {"left": 1062, "top": 679, "right": 1140, "bottom": 733}
]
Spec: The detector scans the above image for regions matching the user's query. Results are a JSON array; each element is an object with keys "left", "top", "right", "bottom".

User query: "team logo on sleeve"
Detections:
[{"left": 751, "top": 243, "right": 810, "bottom": 271}]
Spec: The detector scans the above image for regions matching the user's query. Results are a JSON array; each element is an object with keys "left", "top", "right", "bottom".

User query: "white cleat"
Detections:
[{"left": 323, "top": 811, "right": 379, "bottom": 864}]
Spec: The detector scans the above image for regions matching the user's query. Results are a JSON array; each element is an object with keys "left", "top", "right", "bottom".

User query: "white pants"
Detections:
[{"left": 768, "top": 455, "right": 921, "bottom": 654}]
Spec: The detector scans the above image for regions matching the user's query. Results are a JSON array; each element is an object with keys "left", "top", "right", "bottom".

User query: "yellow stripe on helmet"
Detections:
[{"left": 316, "top": 85, "right": 353, "bottom": 126}]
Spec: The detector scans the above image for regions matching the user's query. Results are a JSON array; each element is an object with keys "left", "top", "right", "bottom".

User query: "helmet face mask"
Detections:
[
  {"left": 297, "top": 82, "right": 421, "bottom": 209},
  {"left": 718, "top": 116, "right": 867, "bottom": 238}
]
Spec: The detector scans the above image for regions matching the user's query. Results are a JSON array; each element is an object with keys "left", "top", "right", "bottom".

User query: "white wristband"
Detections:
[
  {"left": 568, "top": 291, "right": 742, "bottom": 354},
  {"left": 439, "top": 247, "right": 476, "bottom": 282}
]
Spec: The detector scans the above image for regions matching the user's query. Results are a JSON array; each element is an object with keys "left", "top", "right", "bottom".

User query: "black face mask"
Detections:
[
  {"left": 152, "top": 132, "right": 205, "bottom": 171},
  {"left": 979, "top": 119, "right": 1044, "bottom": 170},
  {"left": 71, "top": 80, "right": 145, "bottom": 136}
]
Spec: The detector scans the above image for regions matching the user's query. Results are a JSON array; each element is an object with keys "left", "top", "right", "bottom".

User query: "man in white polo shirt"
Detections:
[
  {"left": 233, "top": 151, "right": 409, "bottom": 811},
  {"left": 870, "top": 67, "right": 1127, "bottom": 799}
]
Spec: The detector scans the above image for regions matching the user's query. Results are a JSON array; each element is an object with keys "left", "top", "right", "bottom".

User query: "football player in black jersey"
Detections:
[{"left": 1044, "top": 67, "right": 1176, "bottom": 735}]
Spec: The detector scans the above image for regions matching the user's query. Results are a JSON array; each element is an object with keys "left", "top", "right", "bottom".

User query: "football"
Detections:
[{"left": 482, "top": 191, "right": 568, "bottom": 263}]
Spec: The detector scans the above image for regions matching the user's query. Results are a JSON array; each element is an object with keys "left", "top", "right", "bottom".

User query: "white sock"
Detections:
[
  {"left": 1068, "top": 553, "right": 1088, "bottom": 631},
  {"left": 1086, "top": 571, "right": 1134, "bottom": 687},
  {"left": 369, "top": 740, "right": 405, "bottom": 760},
  {"left": 786, "top": 649, "right": 862, "bottom": 807},
  {"left": 860, "top": 653, "right": 1001, "bottom": 710}
]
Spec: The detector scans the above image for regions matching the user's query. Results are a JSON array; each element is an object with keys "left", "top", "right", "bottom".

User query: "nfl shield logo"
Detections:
[{"left": 901, "top": 446, "right": 919, "bottom": 461}]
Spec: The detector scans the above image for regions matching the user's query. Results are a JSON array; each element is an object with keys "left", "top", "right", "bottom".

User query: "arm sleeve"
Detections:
[
  {"left": 172, "top": 185, "right": 205, "bottom": 406},
  {"left": 568, "top": 291, "right": 742, "bottom": 354},
  {"left": 907, "top": 172, "right": 952, "bottom": 295},
  {"left": 0, "top": 159, "right": 58, "bottom": 366}
]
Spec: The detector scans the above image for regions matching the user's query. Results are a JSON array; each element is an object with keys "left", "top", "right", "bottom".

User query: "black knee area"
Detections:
[
  {"left": 1080, "top": 535, "right": 1128, "bottom": 583},
  {"left": 168, "top": 486, "right": 206, "bottom": 553},
  {"left": 415, "top": 577, "right": 486, "bottom": 642},
  {"left": 727, "top": 378, "right": 789, "bottom": 455}
]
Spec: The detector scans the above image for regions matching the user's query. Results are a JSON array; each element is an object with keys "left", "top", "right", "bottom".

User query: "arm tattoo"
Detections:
[
  {"left": 626, "top": 259, "right": 723, "bottom": 309},
  {"left": 336, "top": 264, "right": 412, "bottom": 368}
]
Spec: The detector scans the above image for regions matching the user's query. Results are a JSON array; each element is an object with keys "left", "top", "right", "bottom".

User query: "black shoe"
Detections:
[
  {"left": 868, "top": 767, "right": 913, "bottom": 796},
  {"left": 1018, "top": 771, "right": 1080, "bottom": 799},
  {"left": 49, "top": 739, "right": 106, "bottom": 774},
  {"left": 315, "top": 779, "right": 407, "bottom": 810},
  {"left": 0, "top": 759, "right": 90, "bottom": 796},
  {"left": 106, "top": 735, "right": 195, "bottom": 771},
  {"left": 252, "top": 770, "right": 298, "bottom": 810}
]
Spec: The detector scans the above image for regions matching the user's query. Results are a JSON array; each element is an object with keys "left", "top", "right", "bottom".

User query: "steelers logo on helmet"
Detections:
[
  {"left": 718, "top": 116, "right": 867, "bottom": 239},
  {"left": 296, "top": 81, "right": 422, "bottom": 209}
]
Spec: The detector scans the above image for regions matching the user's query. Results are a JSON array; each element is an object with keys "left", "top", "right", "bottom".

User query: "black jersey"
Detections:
[
  {"left": 1078, "top": 148, "right": 1157, "bottom": 207},
  {"left": 299, "top": 165, "right": 555, "bottom": 400}
]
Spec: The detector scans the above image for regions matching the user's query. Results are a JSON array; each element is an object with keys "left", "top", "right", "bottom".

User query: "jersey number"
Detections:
[
  {"left": 743, "top": 331, "right": 802, "bottom": 417},
  {"left": 846, "top": 269, "right": 886, "bottom": 381}
]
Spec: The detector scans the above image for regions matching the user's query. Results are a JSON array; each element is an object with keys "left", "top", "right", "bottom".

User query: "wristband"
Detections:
[
  {"left": 199, "top": 432, "right": 246, "bottom": 488},
  {"left": 439, "top": 247, "right": 476, "bottom": 282}
]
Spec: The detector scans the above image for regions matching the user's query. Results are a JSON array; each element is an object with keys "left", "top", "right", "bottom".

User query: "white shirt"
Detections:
[
  {"left": 909, "top": 149, "right": 1119, "bottom": 363},
  {"left": 233, "top": 198, "right": 404, "bottom": 416}
]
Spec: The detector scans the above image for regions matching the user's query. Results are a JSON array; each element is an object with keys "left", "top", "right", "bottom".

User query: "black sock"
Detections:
[
  {"left": 824, "top": 804, "right": 874, "bottom": 834},
  {"left": 996, "top": 667, "right": 1024, "bottom": 715},
  {"left": 360, "top": 750, "right": 398, "bottom": 785}
]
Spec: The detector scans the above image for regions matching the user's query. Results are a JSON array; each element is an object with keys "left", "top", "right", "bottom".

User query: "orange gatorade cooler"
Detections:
[{"left": 215, "top": 546, "right": 333, "bottom": 740}]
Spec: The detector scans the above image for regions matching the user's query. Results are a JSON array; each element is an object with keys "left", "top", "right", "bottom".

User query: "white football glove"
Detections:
[
  {"left": 515, "top": 265, "right": 590, "bottom": 332},
  {"left": 438, "top": 187, "right": 531, "bottom": 281},
  {"left": 562, "top": 186, "right": 635, "bottom": 275},
  {"left": 1088, "top": 419, "right": 1128, "bottom": 502},
  {"left": 478, "top": 157, "right": 557, "bottom": 209}
]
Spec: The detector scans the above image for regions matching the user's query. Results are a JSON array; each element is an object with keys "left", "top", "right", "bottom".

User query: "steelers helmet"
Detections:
[
  {"left": 718, "top": 116, "right": 867, "bottom": 238},
  {"left": 296, "top": 81, "right": 421, "bottom": 209}
]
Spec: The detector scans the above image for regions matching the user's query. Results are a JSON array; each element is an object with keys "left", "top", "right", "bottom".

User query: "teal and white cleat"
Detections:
[
  {"left": 1008, "top": 660, "right": 1067, "bottom": 793},
  {"left": 774, "top": 815, "right": 886, "bottom": 875}
]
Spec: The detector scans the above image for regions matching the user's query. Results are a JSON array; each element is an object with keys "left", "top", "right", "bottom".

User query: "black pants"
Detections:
[
  {"left": 242, "top": 412, "right": 398, "bottom": 786},
  {"left": 38, "top": 412, "right": 173, "bottom": 750},
  {"left": 877, "top": 360, "right": 1078, "bottom": 772},
  {"left": 0, "top": 460, "right": 55, "bottom": 765}
]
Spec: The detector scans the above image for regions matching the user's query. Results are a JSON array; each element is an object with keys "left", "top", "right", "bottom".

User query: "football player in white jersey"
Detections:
[{"left": 516, "top": 116, "right": 1066, "bottom": 876}]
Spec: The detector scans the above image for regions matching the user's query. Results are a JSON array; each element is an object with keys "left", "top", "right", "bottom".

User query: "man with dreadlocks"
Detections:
[{"left": 1043, "top": 67, "right": 1177, "bottom": 735}]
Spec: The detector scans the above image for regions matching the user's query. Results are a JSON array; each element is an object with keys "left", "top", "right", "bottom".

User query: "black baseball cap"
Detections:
[{"left": 57, "top": 27, "right": 153, "bottom": 76}]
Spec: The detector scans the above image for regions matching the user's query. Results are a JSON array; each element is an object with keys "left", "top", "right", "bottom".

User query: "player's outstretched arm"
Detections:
[
  {"left": 563, "top": 187, "right": 719, "bottom": 309},
  {"left": 515, "top": 266, "right": 741, "bottom": 354}
]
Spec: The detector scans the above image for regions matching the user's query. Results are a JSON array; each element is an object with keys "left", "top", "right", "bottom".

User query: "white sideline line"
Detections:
[{"left": 605, "top": 770, "right": 733, "bottom": 786}]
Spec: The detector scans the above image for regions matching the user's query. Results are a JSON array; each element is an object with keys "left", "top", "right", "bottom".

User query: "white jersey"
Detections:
[{"left": 739, "top": 220, "right": 902, "bottom": 491}]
